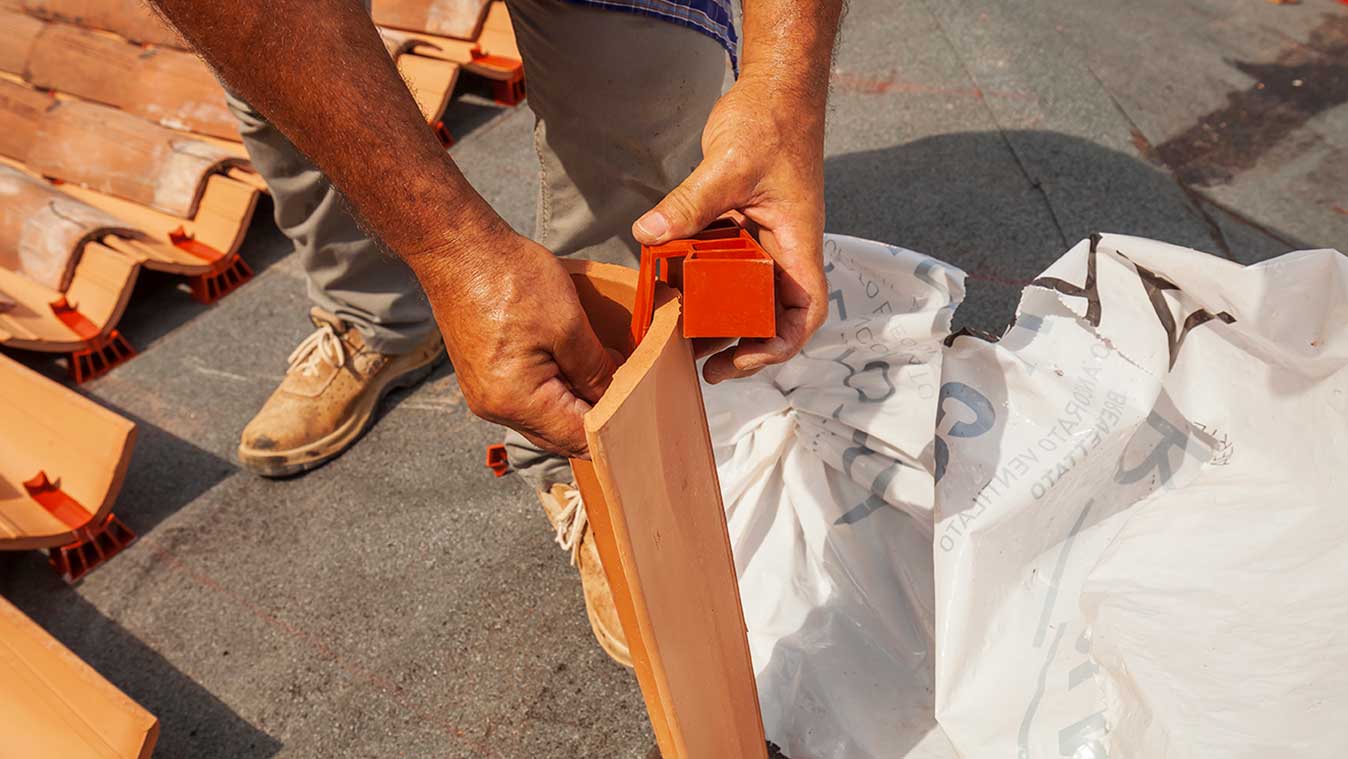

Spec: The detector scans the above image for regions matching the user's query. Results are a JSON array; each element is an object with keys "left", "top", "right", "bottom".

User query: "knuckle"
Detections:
[
  {"left": 466, "top": 387, "right": 510, "bottom": 423},
  {"left": 663, "top": 187, "right": 703, "bottom": 225},
  {"left": 807, "top": 308, "right": 828, "bottom": 333}
]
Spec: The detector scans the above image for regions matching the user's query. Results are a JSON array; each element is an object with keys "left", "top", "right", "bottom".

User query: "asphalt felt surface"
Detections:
[{"left": 2, "top": 1, "right": 1345, "bottom": 757}]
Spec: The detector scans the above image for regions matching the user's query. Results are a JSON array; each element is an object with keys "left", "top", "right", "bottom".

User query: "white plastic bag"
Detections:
[
  {"left": 709, "top": 232, "right": 1348, "bottom": 759},
  {"left": 705, "top": 234, "right": 961, "bottom": 758}
]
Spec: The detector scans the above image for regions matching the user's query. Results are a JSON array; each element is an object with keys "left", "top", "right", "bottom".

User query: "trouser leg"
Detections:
[
  {"left": 225, "top": 92, "right": 438, "bottom": 354},
  {"left": 501, "top": 0, "right": 729, "bottom": 489},
  {"left": 503, "top": 434, "right": 575, "bottom": 493},
  {"left": 508, "top": 0, "right": 728, "bottom": 265}
]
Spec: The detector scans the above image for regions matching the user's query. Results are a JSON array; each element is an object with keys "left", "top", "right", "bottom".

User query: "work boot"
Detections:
[
  {"left": 238, "top": 307, "right": 444, "bottom": 477},
  {"left": 538, "top": 483, "right": 633, "bottom": 667}
]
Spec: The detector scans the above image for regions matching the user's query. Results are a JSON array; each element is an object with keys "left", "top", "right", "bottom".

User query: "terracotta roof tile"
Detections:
[
  {"left": 0, "top": 163, "right": 135, "bottom": 290},
  {"left": 0, "top": 346, "right": 139, "bottom": 553},
  {"left": 24, "top": 20, "right": 138, "bottom": 99},
  {"left": 565, "top": 259, "right": 768, "bottom": 759},
  {"left": 0, "top": 78, "right": 53, "bottom": 161},
  {"left": 23, "top": 20, "right": 238, "bottom": 140},
  {"left": 476, "top": 1, "right": 518, "bottom": 59},
  {"left": 22, "top": 0, "right": 183, "bottom": 48},
  {"left": 26, "top": 99, "right": 242, "bottom": 218},
  {"left": 0, "top": 155, "right": 264, "bottom": 353},
  {"left": 0, "top": 224, "right": 139, "bottom": 352},
  {"left": 0, "top": 9, "right": 44, "bottom": 75},
  {"left": 0, "top": 595, "right": 156, "bottom": 755}
]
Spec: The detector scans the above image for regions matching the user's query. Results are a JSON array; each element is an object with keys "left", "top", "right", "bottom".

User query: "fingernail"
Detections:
[
  {"left": 734, "top": 338, "right": 786, "bottom": 369},
  {"left": 634, "top": 211, "right": 670, "bottom": 242},
  {"left": 733, "top": 355, "right": 763, "bottom": 372}
]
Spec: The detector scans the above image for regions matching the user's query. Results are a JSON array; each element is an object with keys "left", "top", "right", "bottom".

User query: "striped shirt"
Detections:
[{"left": 564, "top": 0, "right": 739, "bottom": 70}]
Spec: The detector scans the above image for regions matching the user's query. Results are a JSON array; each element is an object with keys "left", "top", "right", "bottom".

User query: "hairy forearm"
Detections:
[
  {"left": 149, "top": 0, "right": 507, "bottom": 266},
  {"left": 740, "top": 0, "right": 844, "bottom": 117}
]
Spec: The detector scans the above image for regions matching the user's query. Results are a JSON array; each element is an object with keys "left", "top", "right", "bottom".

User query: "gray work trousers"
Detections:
[{"left": 226, "top": 0, "right": 726, "bottom": 490}]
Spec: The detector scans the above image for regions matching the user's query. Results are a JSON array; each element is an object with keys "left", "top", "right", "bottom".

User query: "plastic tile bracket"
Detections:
[
  {"left": 49, "top": 296, "right": 138, "bottom": 384},
  {"left": 23, "top": 471, "right": 137, "bottom": 584},
  {"left": 485, "top": 444, "right": 511, "bottom": 477},
  {"left": 630, "top": 218, "right": 776, "bottom": 345},
  {"left": 169, "top": 226, "right": 255, "bottom": 305},
  {"left": 469, "top": 49, "right": 526, "bottom": 106},
  {"left": 433, "top": 120, "right": 455, "bottom": 147}
]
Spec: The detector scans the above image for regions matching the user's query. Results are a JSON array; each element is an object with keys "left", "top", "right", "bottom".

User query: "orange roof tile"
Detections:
[
  {"left": 0, "top": 591, "right": 157, "bottom": 757},
  {"left": 0, "top": 346, "right": 137, "bottom": 550},
  {"left": 0, "top": 78, "right": 53, "bottom": 162},
  {"left": 0, "top": 9, "right": 44, "bottom": 74},
  {"left": 26, "top": 99, "right": 243, "bottom": 218},
  {"left": 22, "top": 0, "right": 183, "bottom": 48},
  {"left": 0, "top": 164, "right": 136, "bottom": 290},
  {"left": 24, "top": 21, "right": 238, "bottom": 140}
]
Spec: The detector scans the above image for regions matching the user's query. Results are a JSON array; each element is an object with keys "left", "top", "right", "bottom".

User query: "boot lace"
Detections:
[
  {"left": 288, "top": 323, "right": 346, "bottom": 377},
  {"left": 554, "top": 486, "right": 588, "bottom": 567}
]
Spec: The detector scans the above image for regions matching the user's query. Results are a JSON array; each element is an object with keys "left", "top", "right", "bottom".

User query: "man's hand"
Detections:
[
  {"left": 632, "top": 0, "right": 844, "bottom": 385},
  {"left": 633, "top": 77, "right": 828, "bottom": 384},
  {"left": 411, "top": 228, "right": 620, "bottom": 457}
]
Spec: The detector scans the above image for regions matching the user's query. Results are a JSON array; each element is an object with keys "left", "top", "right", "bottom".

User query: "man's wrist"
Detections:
[
  {"left": 737, "top": 0, "right": 843, "bottom": 128},
  {"left": 739, "top": 54, "right": 827, "bottom": 94},
  {"left": 399, "top": 198, "right": 519, "bottom": 284},
  {"left": 375, "top": 148, "right": 516, "bottom": 268},
  {"left": 735, "top": 69, "right": 827, "bottom": 126}
]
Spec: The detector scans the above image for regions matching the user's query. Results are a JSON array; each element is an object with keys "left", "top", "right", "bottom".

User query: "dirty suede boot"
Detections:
[
  {"left": 538, "top": 483, "right": 632, "bottom": 667},
  {"left": 238, "top": 307, "right": 444, "bottom": 477}
]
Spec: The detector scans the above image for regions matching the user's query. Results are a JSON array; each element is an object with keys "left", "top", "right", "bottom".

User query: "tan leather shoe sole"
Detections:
[
  {"left": 539, "top": 484, "right": 633, "bottom": 668},
  {"left": 238, "top": 340, "right": 444, "bottom": 477}
]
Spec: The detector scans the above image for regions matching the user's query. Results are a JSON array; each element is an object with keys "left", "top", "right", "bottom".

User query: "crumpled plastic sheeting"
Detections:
[
  {"left": 705, "top": 234, "right": 962, "bottom": 758},
  {"left": 708, "top": 232, "right": 1348, "bottom": 759}
]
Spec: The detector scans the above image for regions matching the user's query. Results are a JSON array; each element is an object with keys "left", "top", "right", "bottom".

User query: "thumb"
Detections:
[
  {"left": 554, "top": 315, "right": 622, "bottom": 405},
  {"left": 633, "top": 161, "right": 744, "bottom": 246}
]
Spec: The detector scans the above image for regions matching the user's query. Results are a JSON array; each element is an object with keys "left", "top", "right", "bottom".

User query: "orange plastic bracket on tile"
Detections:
[
  {"left": 630, "top": 219, "right": 776, "bottom": 345},
  {"left": 50, "top": 296, "right": 138, "bottom": 383},
  {"left": 485, "top": 444, "right": 511, "bottom": 477},
  {"left": 48, "top": 514, "right": 137, "bottom": 584},
  {"left": 23, "top": 471, "right": 92, "bottom": 531},
  {"left": 470, "top": 50, "right": 526, "bottom": 106},
  {"left": 50, "top": 295, "right": 102, "bottom": 340},
  {"left": 170, "top": 227, "right": 254, "bottom": 304},
  {"left": 24, "top": 471, "right": 137, "bottom": 583},
  {"left": 433, "top": 120, "right": 455, "bottom": 147}
]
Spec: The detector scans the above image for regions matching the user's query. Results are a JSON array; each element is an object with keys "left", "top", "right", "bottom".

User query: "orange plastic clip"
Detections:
[
  {"left": 485, "top": 444, "right": 511, "bottom": 477},
  {"left": 23, "top": 471, "right": 91, "bottom": 530},
  {"left": 169, "top": 227, "right": 254, "bottom": 304},
  {"left": 50, "top": 296, "right": 137, "bottom": 383},
  {"left": 24, "top": 471, "right": 137, "bottom": 583},
  {"left": 433, "top": 120, "right": 455, "bottom": 147},
  {"left": 630, "top": 219, "right": 776, "bottom": 345},
  {"left": 48, "top": 514, "right": 137, "bottom": 583},
  {"left": 469, "top": 49, "right": 526, "bottom": 106}
]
